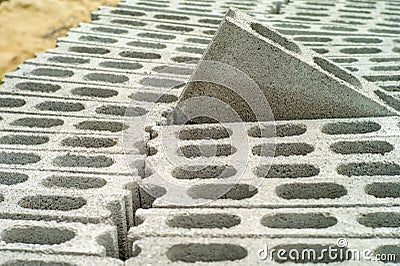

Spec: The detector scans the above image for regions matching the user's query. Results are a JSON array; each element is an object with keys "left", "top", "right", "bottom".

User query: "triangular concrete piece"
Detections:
[{"left": 176, "top": 8, "right": 397, "bottom": 122}]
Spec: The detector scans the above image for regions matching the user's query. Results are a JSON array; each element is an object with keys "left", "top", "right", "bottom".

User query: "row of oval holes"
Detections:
[
  {"left": 0, "top": 111, "right": 388, "bottom": 136},
  {"left": 1, "top": 228, "right": 398, "bottom": 264},
  {"left": 178, "top": 121, "right": 384, "bottom": 139},
  {"left": 0, "top": 98, "right": 149, "bottom": 116},
  {"left": 95, "top": 9, "right": 400, "bottom": 41},
  {"left": 71, "top": 26, "right": 395, "bottom": 56},
  {"left": 0, "top": 180, "right": 398, "bottom": 205},
  {"left": 34, "top": 54, "right": 400, "bottom": 78},
  {"left": 0, "top": 143, "right": 399, "bottom": 179},
  {"left": 12, "top": 81, "right": 180, "bottom": 102},
  {"left": 0, "top": 129, "right": 393, "bottom": 156},
  {"left": 96, "top": 14, "right": 400, "bottom": 39},
  {"left": 107, "top": 6, "right": 400, "bottom": 33},
  {"left": 0, "top": 171, "right": 398, "bottom": 199},
  {"left": 108, "top": 5, "right": 399, "bottom": 25}
]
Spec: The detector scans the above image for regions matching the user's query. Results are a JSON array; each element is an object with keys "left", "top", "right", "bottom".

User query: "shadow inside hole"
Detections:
[
  {"left": 261, "top": 213, "right": 337, "bottom": 229},
  {"left": 188, "top": 184, "right": 258, "bottom": 200},
  {"left": 166, "top": 243, "right": 247, "bottom": 262},
  {"left": 166, "top": 213, "right": 241, "bottom": 229},
  {"left": 1, "top": 226, "right": 75, "bottom": 245},
  {"left": 139, "top": 184, "right": 167, "bottom": 208},
  {"left": 172, "top": 165, "right": 236, "bottom": 179}
]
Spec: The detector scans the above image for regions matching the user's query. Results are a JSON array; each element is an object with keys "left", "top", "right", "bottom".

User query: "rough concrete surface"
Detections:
[{"left": 0, "top": 0, "right": 400, "bottom": 264}]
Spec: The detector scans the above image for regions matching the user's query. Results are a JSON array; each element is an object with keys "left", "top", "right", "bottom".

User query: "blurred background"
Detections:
[{"left": 0, "top": 0, "right": 120, "bottom": 80}]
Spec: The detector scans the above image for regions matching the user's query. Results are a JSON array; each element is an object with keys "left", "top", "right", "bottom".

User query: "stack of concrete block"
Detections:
[
  {"left": 0, "top": 0, "right": 399, "bottom": 264},
  {"left": 125, "top": 2, "right": 400, "bottom": 265}
]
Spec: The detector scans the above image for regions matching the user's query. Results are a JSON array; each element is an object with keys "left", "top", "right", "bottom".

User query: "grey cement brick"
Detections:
[
  {"left": 104, "top": 174, "right": 400, "bottom": 208},
  {"left": 115, "top": 2, "right": 284, "bottom": 22},
  {"left": 118, "top": 2, "right": 230, "bottom": 17},
  {"left": 0, "top": 130, "right": 139, "bottom": 154},
  {"left": 177, "top": 8, "right": 399, "bottom": 122},
  {"left": 0, "top": 148, "right": 141, "bottom": 175},
  {"left": 0, "top": 111, "right": 135, "bottom": 136},
  {"left": 87, "top": 16, "right": 218, "bottom": 38},
  {"left": 0, "top": 94, "right": 151, "bottom": 122},
  {"left": 47, "top": 42, "right": 201, "bottom": 66},
  {"left": 90, "top": 9, "right": 396, "bottom": 50},
  {"left": 130, "top": 207, "right": 400, "bottom": 239},
  {"left": 119, "top": 0, "right": 277, "bottom": 15},
  {"left": 0, "top": 168, "right": 139, "bottom": 227},
  {"left": 280, "top": 0, "right": 400, "bottom": 36},
  {"left": 108, "top": 3, "right": 285, "bottom": 26},
  {"left": 0, "top": 77, "right": 182, "bottom": 105},
  {"left": 126, "top": 236, "right": 400, "bottom": 265},
  {"left": 0, "top": 0, "right": 398, "bottom": 263},
  {"left": 0, "top": 109, "right": 158, "bottom": 156},
  {"left": 116, "top": 2, "right": 230, "bottom": 18},
  {"left": 0, "top": 251, "right": 124, "bottom": 266},
  {"left": 91, "top": 6, "right": 223, "bottom": 30},
  {"left": 26, "top": 51, "right": 168, "bottom": 75},
  {"left": 19, "top": 46, "right": 400, "bottom": 98},
  {"left": 6, "top": 64, "right": 187, "bottom": 89},
  {"left": 66, "top": 22, "right": 209, "bottom": 48},
  {"left": 25, "top": 51, "right": 194, "bottom": 78},
  {"left": 101, "top": 4, "right": 400, "bottom": 37},
  {"left": 0, "top": 187, "right": 132, "bottom": 258},
  {"left": 70, "top": 16, "right": 400, "bottom": 58},
  {"left": 303, "top": 44, "right": 397, "bottom": 57},
  {"left": 66, "top": 24, "right": 212, "bottom": 47},
  {"left": 64, "top": 25, "right": 400, "bottom": 59},
  {"left": 0, "top": 219, "right": 119, "bottom": 257},
  {"left": 2, "top": 97, "right": 145, "bottom": 124},
  {"left": 143, "top": 116, "right": 400, "bottom": 207}
]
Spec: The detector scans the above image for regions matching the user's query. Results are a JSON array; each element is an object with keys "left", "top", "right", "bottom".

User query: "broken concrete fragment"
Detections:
[{"left": 177, "top": 8, "right": 397, "bottom": 122}]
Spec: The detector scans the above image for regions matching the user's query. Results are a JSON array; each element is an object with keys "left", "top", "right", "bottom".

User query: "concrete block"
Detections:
[
  {"left": 0, "top": 130, "right": 140, "bottom": 154},
  {"left": 25, "top": 51, "right": 194, "bottom": 81},
  {"left": 64, "top": 25, "right": 207, "bottom": 54},
  {"left": 118, "top": 2, "right": 227, "bottom": 17},
  {"left": 119, "top": 0, "right": 277, "bottom": 15},
  {"left": 0, "top": 219, "right": 119, "bottom": 257},
  {"left": 92, "top": 7, "right": 222, "bottom": 30},
  {"left": 143, "top": 116, "right": 400, "bottom": 207},
  {"left": 130, "top": 207, "right": 400, "bottom": 239},
  {"left": 47, "top": 39, "right": 201, "bottom": 65},
  {"left": 0, "top": 251, "right": 124, "bottom": 266},
  {"left": 0, "top": 111, "right": 136, "bottom": 136},
  {"left": 0, "top": 148, "right": 142, "bottom": 175},
  {"left": 126, "top": 236, "right": 400, "bottom": 265},
  {"left": 87, "top": 16, "right": 217, "bottom": 38},
  {"left": 0, "top": 93, "right": 150, "bottom": 122},
  {"left": 303, "top": 43, "right": 395, "bottom": 57},
  {"left": 115, "top": 2, "right": 282, "bottom": 23},
  {"left": 0, "top": 187, "right": 131, "bottom": 258},
  {"left": 177, "top": 8, "right": 398, "bottom": 122},
  {"left": 26, "top": 51, "right": 169, "bottom": 76},
  {"left": 1, "top": 77, "right": 182, "bottom": 106},
  {"left": 0, "top": 0, "right": 398, "bottom": 264},
  {"left": 7, "top": 63, "right": 185, "bottom": 89},
  {"left": 280, "top": 0, "right": 400, "bottom": 36},
  {"left": 0, "top": 169, "right": 137, "bottom": 223}
]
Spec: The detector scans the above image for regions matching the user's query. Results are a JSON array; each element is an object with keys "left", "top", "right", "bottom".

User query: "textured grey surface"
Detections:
[
  {"left": 0, "top": 0, "right": 399, "bottom": 264},
  {"left": 178, "top": 8, "right": 397, "bottom": 121},
  {"left": 0, "top": 251, "right": 124, "bottom": 266},
  {"left": 0, "top": 219, "right": 119, "bottom": 257},
  {"left": 126, "top": 236, "right": 400, "bottom": 265}
]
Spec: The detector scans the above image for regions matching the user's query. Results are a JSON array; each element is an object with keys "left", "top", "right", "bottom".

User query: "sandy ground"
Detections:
[{"left": 0, "top": 0, "right": 120, "bottom": 79}]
